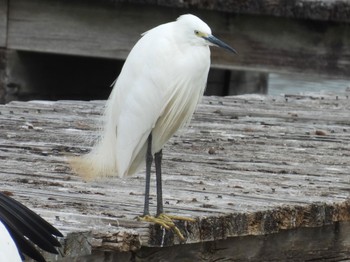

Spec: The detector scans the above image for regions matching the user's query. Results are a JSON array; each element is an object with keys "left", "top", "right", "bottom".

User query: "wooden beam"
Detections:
[
  {"left": 131, "top": 222, "right": 350, "bottom": 261},
  {"left": 39, "top": 0, "right": 350, "bottom": 23},
  {"left": 7, "top": 0, "right": 175, "bottom": 59},
  {"left": 210, "top": 14, "right": 350, "bottom": 78},
  {"left": 0, "top": 0, "right": 7, "bottom": 48},
  {"left": 0, "top": 0, "right": 8, "bottom": 103},
  {"left": 157, "top": 0, "right": 350, "bottom": 23},
  {"left": 6, "top": 0, "right": 350, "bottom": 79}
]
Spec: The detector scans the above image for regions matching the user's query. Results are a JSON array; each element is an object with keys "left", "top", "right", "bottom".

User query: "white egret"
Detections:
[
  {"left": 70, "top": 14, "right": 236, "bottom": 240},
  {"left": 0, "top": 192, "right": 62, "bottom": 262}
]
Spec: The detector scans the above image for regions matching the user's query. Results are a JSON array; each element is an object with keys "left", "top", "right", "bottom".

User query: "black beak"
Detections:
[{"left": 204, "top": 35, "right": 237, "bottom": 54}]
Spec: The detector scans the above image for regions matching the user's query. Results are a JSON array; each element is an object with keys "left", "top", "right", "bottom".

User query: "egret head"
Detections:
[{"left": 177, "top": 14, "right": 237, "bottom": 54}]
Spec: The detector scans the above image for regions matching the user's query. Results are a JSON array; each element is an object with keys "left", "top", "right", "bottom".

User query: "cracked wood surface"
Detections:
[{"left": 0, "top": 91, "right": 349, "bottom": 260}]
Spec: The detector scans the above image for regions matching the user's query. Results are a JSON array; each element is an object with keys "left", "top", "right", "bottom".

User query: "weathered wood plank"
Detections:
[
  {"left": 6, "top": 0, "right": 350, "bottom": 78},
  {"left": 0, "top": 0, "right": 7, "bottom": 47},
  {"left": 7, "top": 0, "right": 171, "bottom": 59},
  {"left": 157, "top": 0, "right": 350, "bottom": 23},
  {"left": 0, "top": 0, "right": 7, "bottom": 103},
  {"left": 212, "top": 14, "right": 350, "bottom": 78},
  {"left": 0, "top": 91, "right": 349, "bottom": 260},
  {"left": 41, "top": 0, "right": 350, "bottom": 23},
  {"left": 128, "top": 222, "right": 350, "bottom": 261}
]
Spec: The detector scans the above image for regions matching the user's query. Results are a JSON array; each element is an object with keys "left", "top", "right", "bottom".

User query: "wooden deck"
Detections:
[{"left": 0, "top": 90, "right": 349, "bottom": 260}]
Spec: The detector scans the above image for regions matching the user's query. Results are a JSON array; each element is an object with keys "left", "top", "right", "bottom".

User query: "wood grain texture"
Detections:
[
  {"left": 6, "top": 0, "right": 350, "bottom": 78},
  {"left": 157, "top": 0, "right": 350, "bottom": 23},
  {"left": 0, "top": 91, "right": 349, "bottom": 260},
  {"left": 132, "top": 222, "right": 350, "bottom": 261},
  {"left": 7, "top": 0, "right": 172, "bottom": 59},
  {"left": 212, "top": 14, "right": 350, "bottom": 78},
  {"left": 67, "top": 0, "right": 350, "bottom": 23}
]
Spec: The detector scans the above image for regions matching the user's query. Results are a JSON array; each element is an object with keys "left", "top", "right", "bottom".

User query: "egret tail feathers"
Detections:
[{"left": 68, "top": 146, "right": 119, "bottom": 180}]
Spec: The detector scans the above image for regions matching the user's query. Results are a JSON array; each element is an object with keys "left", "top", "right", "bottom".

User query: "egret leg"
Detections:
[
  {"left": 143, "top": 133, "right": 153, "bottom": 216},
  {"left": 155, "top": 149, "right": 163, "bottom": 216},
  {"left": 140, "top": 136, "right": 195, "bottom": 241}
]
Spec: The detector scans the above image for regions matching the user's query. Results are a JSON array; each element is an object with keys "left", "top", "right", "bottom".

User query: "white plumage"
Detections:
[
  {"left": 70, "top": 14, "right": 219, "bottom": 179},
  {"left": 0, "top": 221, "right": 22, "bottom": 262}
]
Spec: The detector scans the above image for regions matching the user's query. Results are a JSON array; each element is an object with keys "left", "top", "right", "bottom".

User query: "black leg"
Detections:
[
  {"left": 155, "top": 149, "right": 163, "bottom": 216},
  {"left": 143, "top": 133, "right": 153, "bottom": 216}
]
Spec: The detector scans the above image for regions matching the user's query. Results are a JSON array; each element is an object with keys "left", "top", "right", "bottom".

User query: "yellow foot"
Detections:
[{"left": 139, "top": 213, "right": 196, "bottom": 241}]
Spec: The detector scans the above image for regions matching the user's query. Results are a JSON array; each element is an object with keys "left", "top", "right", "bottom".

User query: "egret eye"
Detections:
[{"left": 194, "top": 30, "right": 200, "bottom": 35}]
